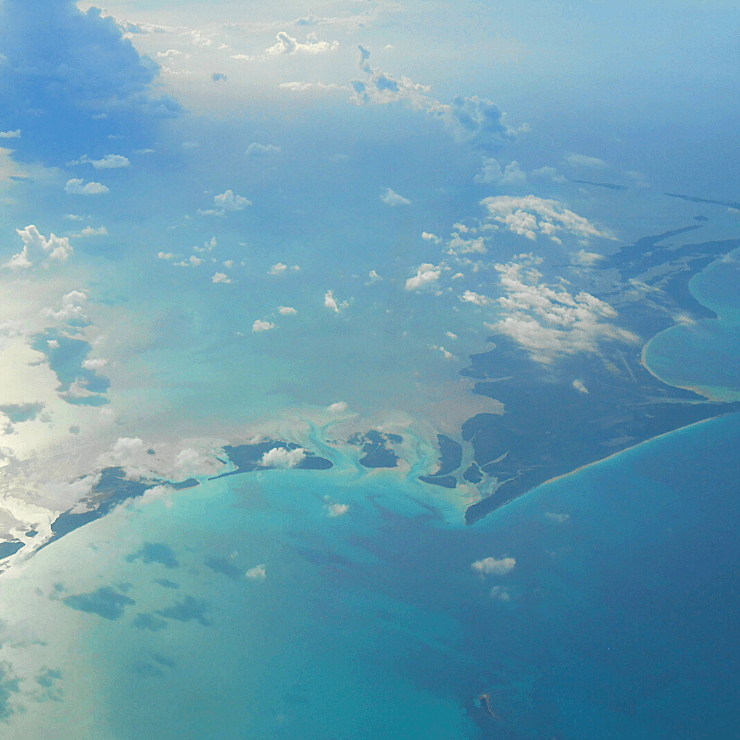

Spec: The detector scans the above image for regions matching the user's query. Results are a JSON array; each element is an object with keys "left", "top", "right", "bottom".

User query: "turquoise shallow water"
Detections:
[
  {"left": 644, "top": 251, "right": 740, "bottom": 400},
  {"left": 2, "top": 411, "right": 740, "bottom": 739},
  {"left": 1, "top": 239, "right": 739, "bottom": 738}
]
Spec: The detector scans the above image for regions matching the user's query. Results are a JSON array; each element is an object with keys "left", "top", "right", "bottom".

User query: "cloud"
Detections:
[
  {"left": 440, "top": 95, "right": 517, "bottom": 151},
  {"left": 174, "top": 255, "right": 203, "bottom": 267},
  {"left": 572, "top": 379, "right": 589, "bottom": 394},
  {"left": 350, "top": 48, "right": 515, "bottom": 153},
  {"left": 157, "top": 49, "right": 183, "bottom": 59},
  {"left": 260, "top": 446, "right": 305, "bottom": 468},
  {"left": 82, "top": 358, "right": 108, "bottom": 370},
  {"left": 266, "top": 31, "right": 339, "bottom": 55},
  {"left": 567, "top": 153, "right": 607, "bottom": 169},
  {"left": 41, "top": 290, "right": 87, "bottom": 321},
  {"left": 490, "top": 586, "right": 511, "bottom": 602},
  {"left": 0, "top": 0, "right": 180, "bottom": 155},
  {"left": 422, "top": 232, "right": 439, "bottom": 241},
  {"left": 3, "top": 225, "right": 73, "bottom": 268},
  {"left": 252, "top": 319, "right": 275, "bottom": 333},
  {"left": 531, "top": 166, "right": 567, "bottom": 183},
  {"left": 211, "top": 272, "right": 231, "bottom": 284},
  {"left": 279, "top": 81, "right": 347, "bottom": 92},
  {"left": 571, "top": 249, "right": 604, "bottom": 266},
  {"left": 68, "top": 154, "right": 130, "bottom": 169},
  {"left": 460, "top": 290, "right": 491, "bottom": 306},
  {"left": 327, "top": 401, "right": 348, "bottom": 413},
  {"left": 380, "top": 187, "right": 410, "bottom": 206},
  {"left": 489, "top": 254, "right": 640, "bottom": 364},
  {"left": 324, "top": 289, "right": 348, "bottom": 313},
  {"left": 481, "top": 195, "right": 612, "bottom": 244},
  {"left": 245, "top": 564, "right": 266, "bottom": 581},
  {"left": 65, "top": 178, "right": 109, "bottom": 195},
  {"left": 475, "top": 157, "right": 527, "bottom": 186},
  {"left": 366, "top": 269, "right": 382, "bottom": 284},
  {"left": 246, "top": 143, "right": 281, "bottom": 157},
  {"left": 447, "top": 233, "right": 486, "bottom": 255},
  {"left": 325, "top": 503, "right": 349, "bottom": 517},
  {"left": 198, "top": 189, "right": 251, "bottom": 216},
  {"left": 72, "top": 225, "right": 108, "bottom": 237},
  {"left": 112, "top": 436, "right": 144, "bottom": 462},
  {"left": 0, "top": 130, "right": 21, "bottom": 139},
  {"left": 269, "top": 263, "right": 287, "bottom": 275},
  {"left": 405, "top": 263, "right": 440, "bottom": 291},
  {"left": 471, "top": 556, "right": 516, "bottom": 576},
  {"left": 430, "top": 345, "right": 455, "bottom": 361},
  {"left": 278, "top": 306, "right": 296, "bottom": 315}
]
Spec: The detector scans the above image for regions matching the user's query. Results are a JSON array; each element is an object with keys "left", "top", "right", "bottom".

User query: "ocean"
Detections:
[
  {"left": 0, "top": 241, "right": 738, "bottom": 739},
  {"left": 0, "top": 406, "right": 739, "bottom": 739}
]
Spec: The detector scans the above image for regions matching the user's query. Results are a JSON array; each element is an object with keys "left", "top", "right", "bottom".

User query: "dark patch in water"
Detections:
[
  {"left": 64, "top": 586, "right": 135, "bottom": 620},
  {"left": 157, "top": 596, "right": 211, "bottom": 626},
  {"left": 204, "top": 556, "right": 242, "bottom": 581},
  {"left": 126, "top": 542, "right": 179, "bottom": 569}
]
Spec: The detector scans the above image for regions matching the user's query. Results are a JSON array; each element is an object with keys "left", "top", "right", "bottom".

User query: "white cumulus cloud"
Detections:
[
  {"left": 65, "top": 178, "right": 109, "bottom": 195},
  {"left": 572, "top": 379, "right": 589, "bottom": 394},
  {"left": 41, "top": 290, "right": 87, "bottom": 322},
  {"left": 405, "top": 263, "right": 441, "bottom": 291},
  {"left": 261, "top": 446, "right": 306, "bottom": 468},
  {"left": 199, "top": 190, "right": 251, "bottom": 216},
  {"left": 252, "top": 319, "right": 276, "bottom": 333},
  {"left": 475, "top": 157, "right": 527, "bottom": 186},
  {"left": 246, "top": 564, "right": 266, "bottom": 581},
  {"left": 460, "top": 290, "right": 491, "bottom": 306},
  {"left": 4, "top": 225, "right": 73, "bottom": 269},
  {"left": 490, "top": 254, "right": 639, "bottom": 364},
  {"left": 325, "top": 503, "right": 349, "bottom": 517},
  {"left": 481, "top": 195, "right": 612, "bottom": 244},
  {"left": 471, "top": 556, "right": 516, "bottom": 576},
  {"left": 82, "top": 358, "right": 108, "bottom": 370},
  {"left": 324, "top": 289, "right": 348, "bottom": 313},
  {"left": 212, "top": 272, "right": 231, "bottom": 284},
  {"left": 266, "top": 31, "right": 339, "bottom": 55},
  {"left": 278, "top": 306, "right": 297, "bottom": 315}
]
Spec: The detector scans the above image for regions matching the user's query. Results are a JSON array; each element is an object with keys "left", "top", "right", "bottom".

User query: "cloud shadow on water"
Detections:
[{"left": 63, "top": 586, "right": 135, "bottom": 620}]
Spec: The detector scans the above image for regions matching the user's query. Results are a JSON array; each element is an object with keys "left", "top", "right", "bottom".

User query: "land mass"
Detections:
[{"left": 441, "top": 227, "right": 740, "bottom": 524}]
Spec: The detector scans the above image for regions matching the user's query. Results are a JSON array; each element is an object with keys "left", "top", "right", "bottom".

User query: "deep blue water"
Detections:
[{"left": 4, "top": 411, "right": 740, "bottom": 739}]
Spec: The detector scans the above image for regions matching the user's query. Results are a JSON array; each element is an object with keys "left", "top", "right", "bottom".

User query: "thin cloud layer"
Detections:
[{"left": 380, "top": 187, "right": 411, "bottom": 206}]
